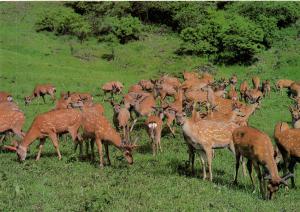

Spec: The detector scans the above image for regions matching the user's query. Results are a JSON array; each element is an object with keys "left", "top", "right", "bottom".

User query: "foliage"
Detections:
[
  {"left": 179, "top": 12, "right": 264, "bottom": 64},
  {"left": 36, "top": 7, "right": 91, "bottom": 42}
]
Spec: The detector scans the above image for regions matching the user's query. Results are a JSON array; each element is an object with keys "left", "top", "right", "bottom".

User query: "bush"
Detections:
[
  {"left": 178, "top": 12, "right": 264, "bottom": 65},
  {"left": 36, "top": 7, "right": 91, "bottom": 42}
]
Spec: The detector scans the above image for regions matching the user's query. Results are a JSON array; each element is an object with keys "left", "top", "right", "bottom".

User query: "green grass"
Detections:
[{"left": 1, "top": 2, "right": 300, "bottom": 211}]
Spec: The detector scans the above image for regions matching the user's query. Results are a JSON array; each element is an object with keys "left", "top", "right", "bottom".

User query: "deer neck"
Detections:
[
  {"left": 104, "top": 129, "right": 123, "bottom": 150},
  {"left": 265, "top": 156, "right": 281, "bottom": 183},
  {"left": 19, "top": 127, "right": 40, "bottom": 150}
]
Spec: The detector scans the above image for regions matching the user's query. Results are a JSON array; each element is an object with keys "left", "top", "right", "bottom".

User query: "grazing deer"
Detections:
[
  {"left": 252, "top": 76, "right": 260, "bottom": 90},
  {"left": 74, "top": 102, "right": 136, "bottom": 167},
  {"left": 138, "top": 80, "right": 154, "bottom": 91},
  {"left": 16, "top": 109, "right": 82, "bottom": 161},
  {"left": 180, "top": 108, "right": 239, "bottom": 181},
  {"left": 145, "top": 108, "right": 164, "bottom": 155},
  {"left": 0, "top": 91, "right": 13, "bottom": 102},
  {"left": 102, "top": 81, "right": 124, "bottom": 98},
  {"left": 128, "top": 84, "right": 143, "bottom": 93},
  {"left": 24, "top": 84, "right": 56, "bottom": 105},
  {"left": 289, "top": 82, "right": 300, "bottom": 98},
  {"left": 262, "top": 80, "right": 271, "bottom": 97},
  {"left": 153, "top": 82, "right": 177, "bottom": 102},
  {"left": 109, "top": 100, "right": 131, "bottom": 140},
  {"left": 239, "top": 80, "right": 249, "bottom": 101},
  {"left": 233, "top": 126, "right": 293, "bottom": 199},
  {"left": 276, "top": 79, "right": 294, "bottom": 95},
  {"left": 274, "top": 122, "right": 300, "bottom": 188},
  {"left": 0, "top": 106, "right": 25, "bottom": 144}
]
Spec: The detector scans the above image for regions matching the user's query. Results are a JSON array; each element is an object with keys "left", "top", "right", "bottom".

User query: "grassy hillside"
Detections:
[{"left": 0, "top": 2, "right": 299, "bottom": 211}]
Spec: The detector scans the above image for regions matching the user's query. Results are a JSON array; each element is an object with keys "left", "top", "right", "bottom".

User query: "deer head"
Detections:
[
  {"left": 121, "top": 136, "right": 138, "bottom": 165},
  {"left": 265, "top": 173, "right": 294, "bottom": 200}
]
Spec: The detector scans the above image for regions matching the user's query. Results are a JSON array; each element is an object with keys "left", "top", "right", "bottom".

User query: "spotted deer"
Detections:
[
  {"left": 24, "top": 84, "right": 56, "bottom": 105},
  {"left": 233, "top": 126, "right": 293, "bottom": 199},
  {"left": 16, "top": 109, "right": 82, "bottom": 161}
]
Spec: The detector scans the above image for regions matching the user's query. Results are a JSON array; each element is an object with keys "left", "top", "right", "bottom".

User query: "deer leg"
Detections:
[
  {"left": 166, "top": 116, "right": 175, "bottom": 137},
  {"left": 41, "top": 95, "right": 46, "bottom": 104},
  {"left": 157, "top": 131, "right": 162, "bottom": 152},
  {"left": 247, "top": 160, "right": 255, "bottom": 191},
  {"left": 90, "top": 139, "right": 95, "bottom": 161},
  {"left": 288, "top": 159, "right": 296, "bottom": 188},
  {"left": 49, "top": 133, "right": 61, "bottom": 160},
  {"left": 233, "top": 152, "right": 241, "bottom": 185},
  {"left": 152, "top": 138, "right": 156, "bottom": 156},
  {"left": 36, "top": 138, "right": 46, "bottom": 161},
  {"left": 206, "top": 149, "right": 213, "bottom": 181},
  {"left": 95, "top": 137, "right": 104, "bottom": 168},
  {"left": 253, "top": 162, "right": 266, "bottom": 199},
  {"left": 241, "top": 157, "right": 247, "bottom": 176},
  {"left": 199, "top": 150, "right": 207, "bottom": 180},
  {"left": 188, "top": 144, "right": 195, "bottom": 175},
  {"left": 130, "top": 119, "right": 137, "bottom": 132},
  {"left": 104, "top": 143, "right": 111, "bottom": 166}
]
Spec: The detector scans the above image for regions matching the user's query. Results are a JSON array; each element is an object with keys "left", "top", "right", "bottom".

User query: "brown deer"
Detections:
[
  {"left": 276, "top": 79, "right": 294, "bottom": 95},
  {"left": 109, "top": 100, "right": 131, "bottom": 140},
  {"left": 180, "top": 108, "right": 239, "bottom": 181},
  {"left": 233, "top": 126, "right": 292, "bottom": 200},
  {"left": 262, "top": 80, "right": 271, "bottom": 97},
  {"left": 0, "top": 106, "right": 25, "bottom": 140},
  {"left": 289, "top": 105, "right": 300, "bottom": 129},
  {"left": 183, "top": 71, "right": 200, "bottom": 81},
  {"left": 16, "top": 109, "right": 82, "bottom": 161},
  {"left": 245, "top": 89, "right": 263, "bottom": 104},
  {"left": 252, "top": 76, "right": 260, "bottom": 90},
  {"left": 54, "top": 93, "right": 72, "bottom": 110},
  {"left": 229, "top": 74, "right": 238, "bottom": 85},
  {"left": 75, "top": 102, "right": 136, "bottom": 167},
  {"left": 0, "top": 91, "right": 13, "bottom": 102},
  {"left": 228, "top": 84, "right": 238, "bottom": 101},
  {"left": 239, "top": 80, "right": 249, "bottom": 101},
  {"left": 274, "top": 122, "right": 300, "bottom": 188},
  {"left": 289, "top": 82, "right": 300, "bottom": 98},
  {"left": 102, "top": 81, "right": 124, "bottom": 97},
  {"left": 24, "top": 84, "right": 56, "bottom": 105},
  {"left": 128, "top": 84, "right": 143, "bottom": 93},
  {"left": 138, "top": 80, "right": 154, "bottom": 91},
  {"left": 145, "top": 108, "right": 164, "bottom": 155}
]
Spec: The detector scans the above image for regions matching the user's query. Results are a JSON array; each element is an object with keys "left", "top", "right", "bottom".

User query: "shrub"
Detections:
[
  {"left": 178, "top": 12, "right": 264, "bottom": 65},
  {"left": 36, "top": 7, "right": 91, "bottom": 42}
]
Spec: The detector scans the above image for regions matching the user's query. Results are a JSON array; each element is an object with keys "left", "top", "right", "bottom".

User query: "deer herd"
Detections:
[{"left": 0, "top": 71, "right": 299, "bottom": 200}]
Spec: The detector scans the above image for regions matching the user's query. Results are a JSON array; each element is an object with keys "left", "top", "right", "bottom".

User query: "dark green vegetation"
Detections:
[{"left": 0, "top": 2, "right": 300, "bottom": 211}]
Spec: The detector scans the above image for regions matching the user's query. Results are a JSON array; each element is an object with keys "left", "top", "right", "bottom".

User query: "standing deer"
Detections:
[
  {"left": 0, "top": 91, "right": 13, "bottom": 102},
  {"left": 262, "top": 80, "right": 271, "bottom": 97},
  {"left": 74, "top": 101, "right": 136, "bottom": 167},
  {"left": 274, "top": 122, "right": 300, "bottom": 188},
  {"left": 102, "top": 81, "right": 124, "bottom": 98},
  {"left": 233, "top": 126, "right": 293, "bottom": 199},
  {"left": 229, "top": 74, "right": 238, "bottom": 85},
  {"left": 145, "top": 108, "right": 164, "bottom": 155},
  {"left": 276, "top": 79, "right": 294, "bottom": 95},
  {"left": 180, "top": 109, "right": 239, "bottom": 181},
  {"left": 24, "top": 84, "right": 56, "bottom": 105},
  {"left": 252, "top": 76, "right": 260, "bottom": 90},
  {"left": 239, "top": 80, "right": 249, "bottom": 101},
  {"left": 289, "top": 105, "right": 300, "bottom": 129},
  {"left": 16, "top": 109, "right": 82, "bottom": 161}
]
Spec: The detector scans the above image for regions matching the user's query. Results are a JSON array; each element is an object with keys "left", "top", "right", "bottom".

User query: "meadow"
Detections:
[{"left": 0, "top": 2, "right": 299, "bottom": 211}]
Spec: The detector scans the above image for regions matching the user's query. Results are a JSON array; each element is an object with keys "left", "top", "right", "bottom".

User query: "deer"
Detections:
[
  {"left": 109, "top": 100, "right": 131, "bottom": 140},
  {"left": 245, "top": 89, "right": 263, "bottom": 104},
  {"left": 183, "top": 71, "right": 200, "bottom": 81},
  {"left": 228, "top": 84, "right": 238, "bottom": 101},
  {"left": 0, "top": 91, "right": 13, "bottom": 102},
  {"left": 157, "top": 75, "right": 181, "bottom": 89},
  {"left": 153, "top": 82, "right": 177, "bottom": 103},
  {"left": 0, "top": 105, "right": 25, "bottom": 151},
  {"left": 179, "top": 105, "right": 239, "bottom": 181},
  {"left": 276, "top": 79, "right": 294, "bottom": 95},
  {"left": 252, "top": 76, "right": 260, "bottom": 90},
  {"left": 24, "top": 84, "right": 56, "bottom": 105},
  {"left": 229, "top": 74, "right": 238, "bottom": 85},
  {"left": 138, "top": 80, "right": 154, "bottom": 91},
  {"left": 128, "top": 84, "right": 143, "bottom": 93},
  {"left": 145, "top": 108, "right": 164, "bottom": 155},
  {"left": 0, "top": 101, "right": 20, "bottom": 111},
  {"left": 289, "top": 105, "right": 300, "bottom": 129},
  {"left": 54, "top": 93, "right": 72, "bottom": 110},
  {"left": 16, "top": 109, "right": 82, "bottom": 161},
  {"left": 72, "top": 100, "right": 136, "bottom": 167},
  {"left": 262, "top": 80, "right": 271, "bottom": 97},
  {"left": 233, "top": 126, "right": 293, "bottom": 200},
  {"left": 274, "top": 122, "right": 300, "bottom": 188},
  {"left": 239, "top": 80, "right": 249, "bottom": 101},
  {"left": 289, "top": 82, "right": 300, "bottom": 98},
  {"left": 102, "top": 81, "right": 124, "bottom": 98}
]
